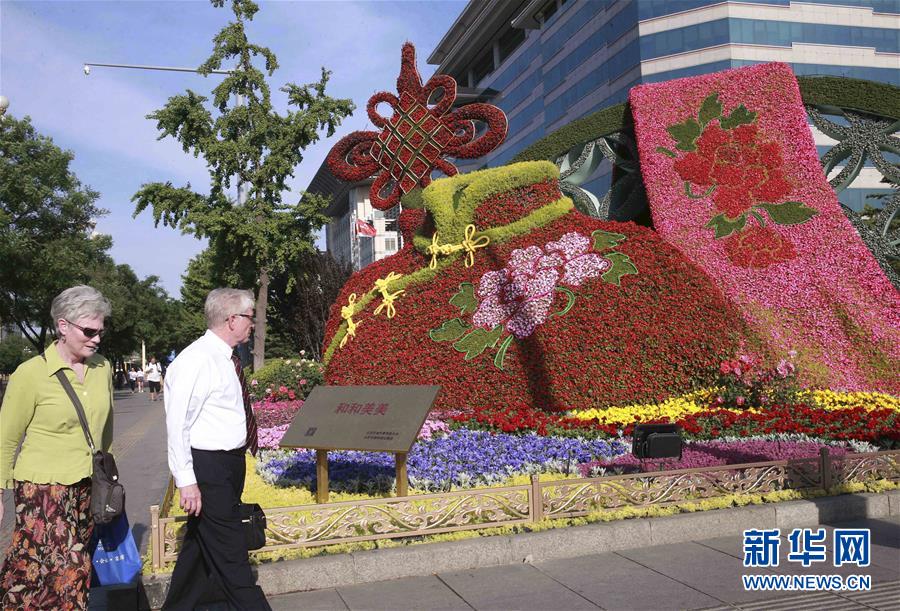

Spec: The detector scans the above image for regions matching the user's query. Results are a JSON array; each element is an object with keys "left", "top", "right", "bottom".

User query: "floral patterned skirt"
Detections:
[{"left": 0, "top": 479, "right": 93, "bottom": 611}]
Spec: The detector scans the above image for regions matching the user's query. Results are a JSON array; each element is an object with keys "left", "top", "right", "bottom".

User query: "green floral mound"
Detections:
[{"left": 323, "top": 162, "right": 756, "bottom": 412}]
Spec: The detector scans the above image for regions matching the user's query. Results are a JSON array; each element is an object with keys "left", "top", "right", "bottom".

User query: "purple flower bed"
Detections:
[
  {"left": 253, "top": 400, "right": 302, "bottom": 429},
  {"left": 259, "top": 425, "right": 290, "bottom": 450},
  {"left": 257, "top": 428, "right": 630, "bottom": 493},
  {"left": 578, "top": 439, "right": 852, "bottom": 476}
]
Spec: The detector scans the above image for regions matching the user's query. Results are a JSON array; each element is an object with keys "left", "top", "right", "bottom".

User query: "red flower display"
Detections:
[
  {"left": 326, "top": 43, "right": 508, "bottom": 210},
  {"left": 724, "top": 225, "right": 797, "bottom": 268},
  {"left": 674, "top": 123, "right": 793, "bottom": 218},
  {"left": 447, "top": 401, "right": 899, "bottom": 446},
  {"left": 660, "top": 92, "right": 817, "bottom": 268},
  {"left": 323, "top": 171, "right": 753, "bottom": 413}
]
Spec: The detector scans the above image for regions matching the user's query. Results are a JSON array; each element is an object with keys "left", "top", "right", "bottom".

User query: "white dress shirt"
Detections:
[{"left": 164, "top": 330, "right": 248, "bottom": 487}]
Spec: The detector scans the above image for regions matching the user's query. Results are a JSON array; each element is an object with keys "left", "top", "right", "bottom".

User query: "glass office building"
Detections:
[{"left": 428, "top": 0, "right": 899, "bottom": 211}]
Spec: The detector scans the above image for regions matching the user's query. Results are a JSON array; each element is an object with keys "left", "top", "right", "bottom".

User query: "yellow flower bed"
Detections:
[
  {"left": 566, "top": 389, "right": 899, "bottom": 426},
  {"left": 799, "top": 390, "right": 900, "bottom": 412}
]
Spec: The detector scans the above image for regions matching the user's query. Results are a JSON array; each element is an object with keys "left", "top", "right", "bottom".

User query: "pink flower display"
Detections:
[
  {"left": 472, "top": 232, "right": 610, "bottom": 338},
  {"left": 630, "top": 62, "right": 900, "bottom": 392}
]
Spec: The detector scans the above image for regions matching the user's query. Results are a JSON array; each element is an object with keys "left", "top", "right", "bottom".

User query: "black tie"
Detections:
[{"left": 232, "top": 355, "right": 259, "bottom": 456}]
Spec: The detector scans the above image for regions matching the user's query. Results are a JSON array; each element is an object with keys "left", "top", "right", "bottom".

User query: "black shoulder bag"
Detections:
[
  {"left": 55, "top": 370, "right": 125, "bottom": 524},
  {"left": 240, "top": 503, "right": 267, "bottom": 550}
]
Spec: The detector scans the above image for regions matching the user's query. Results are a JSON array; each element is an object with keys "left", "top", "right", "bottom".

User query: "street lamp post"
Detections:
[
  {"left": 82, "top": 61, "right": 247, "bottom": 205},
  {"left": 83, "top": 61, "right": 252, "bottom": 364}
]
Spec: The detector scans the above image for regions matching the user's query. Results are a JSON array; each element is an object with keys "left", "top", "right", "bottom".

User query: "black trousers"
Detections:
[{"left": 162, "top": 449, "right": 271, "bottom": 611}]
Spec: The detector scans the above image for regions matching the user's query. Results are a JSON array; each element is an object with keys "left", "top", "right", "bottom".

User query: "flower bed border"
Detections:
[{"left": 148, "top": 448, "right": 898, "bottom": 571}]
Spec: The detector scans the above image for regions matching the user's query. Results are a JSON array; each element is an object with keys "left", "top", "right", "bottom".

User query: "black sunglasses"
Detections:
[{"left": 66, "top": 320, "right": 106, "bottom": 339}]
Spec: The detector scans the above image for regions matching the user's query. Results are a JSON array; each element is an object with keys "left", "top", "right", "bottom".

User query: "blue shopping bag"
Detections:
[{"left": 92, "top": 512, "right": 142, "bottom": 585}]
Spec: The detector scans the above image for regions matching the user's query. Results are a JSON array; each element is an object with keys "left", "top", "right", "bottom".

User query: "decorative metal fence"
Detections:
[{"left": 149, "top": 448, "right": 899, "bottom": 571}]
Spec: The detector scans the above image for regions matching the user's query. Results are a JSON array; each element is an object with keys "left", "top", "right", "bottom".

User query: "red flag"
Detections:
[{"left": 355, "top": 219, "right": 377, "bottom": 237}]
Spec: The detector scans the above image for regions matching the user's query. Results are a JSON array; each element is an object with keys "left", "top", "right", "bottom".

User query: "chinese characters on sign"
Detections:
[
  {"left": 334, "top": 402, "right": 389, "bottom": 415},
  {"left": 279, "top": 385, "right": 440, "bottom": 453}
]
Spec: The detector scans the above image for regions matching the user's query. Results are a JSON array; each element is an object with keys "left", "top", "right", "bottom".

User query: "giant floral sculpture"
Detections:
[
  {"left": 321, "top": 48, "right": 899, "bottom": 413},
  {"left": 318, "top": 46, "right": 760, "bottom": 413},
  {"left": 630, "top": 62, "right": 900, "bottom": 392},
  {"left": 323, "top": 120, "right": 753, "bottom": 411}
]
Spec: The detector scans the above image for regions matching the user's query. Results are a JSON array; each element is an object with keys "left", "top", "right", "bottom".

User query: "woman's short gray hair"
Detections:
[
  {"left": 51, "top": 285, "right": 112, "bottom": 330},
  {"left": 205, "top": 288, "right": 255, "bottom": 328}
]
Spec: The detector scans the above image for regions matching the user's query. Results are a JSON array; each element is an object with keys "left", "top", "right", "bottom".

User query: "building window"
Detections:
[
  {"left": 472, "top": 47, "right": 495, "bottom": 85},
  {"left": 540, "top": 0, "right": 558, "bottom": 24},
  {"left": 498, "top": 27, "right": 526, "bottom": 65},
  {"left": 384, "top": 237, "right": 397, "bottom": 251}
]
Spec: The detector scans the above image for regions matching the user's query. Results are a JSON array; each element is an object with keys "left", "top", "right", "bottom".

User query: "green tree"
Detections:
[
  {"left": 267, "top": 251, "right": 351, "bottom": 361},
  {"left": 0, "top": 335, "right": 35, "bottom": 374},
  {"left": 88, "top": 262, "right": 181, "bottom": 366},
  {"left": 132, "top": 0, "right": 354, "bottom": 369},
  {"left": 176, "top": 248, "right": 224, "bottom": 347},
  {"left": 0, "top": 115, "right": 112, "bottom": 350}
]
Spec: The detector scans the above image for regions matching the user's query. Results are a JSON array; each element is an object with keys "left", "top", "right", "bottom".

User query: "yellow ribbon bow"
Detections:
[
  {"left": 339, "top": 293, "right": 359, "bottom": 348},
  {"left": 373, "top": 272, "right": 406, "bottom": 319},
  {"left": 427, "top": 224, "right": 490, "bottom": 269}
]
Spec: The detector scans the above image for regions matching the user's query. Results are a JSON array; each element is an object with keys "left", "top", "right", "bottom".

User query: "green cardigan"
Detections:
[{"left": 1, "top": 342, "right": 113, "bottom": 488}]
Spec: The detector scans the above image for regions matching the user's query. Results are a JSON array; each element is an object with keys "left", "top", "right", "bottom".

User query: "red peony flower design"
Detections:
[
  {"left": 724, "top": 225, "right": 797, "bottom": 268},
  {"left": 673, "top": 123, "right": 793, "bottom": 218},
  {"left": 660, "top": 93, "right": 818, "bottom": 268},
  {"left": 326, "top": 43, "right": 508, "bottom": 210}
]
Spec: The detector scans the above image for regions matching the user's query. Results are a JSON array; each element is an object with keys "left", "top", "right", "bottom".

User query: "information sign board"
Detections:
[{"left": 279, "top": 385, "right": 440, "bottom": 453}]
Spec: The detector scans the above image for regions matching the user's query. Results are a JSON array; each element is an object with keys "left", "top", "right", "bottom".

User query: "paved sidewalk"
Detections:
[{"left": 265, "top": 516, "right": 899, "bottom": 611}]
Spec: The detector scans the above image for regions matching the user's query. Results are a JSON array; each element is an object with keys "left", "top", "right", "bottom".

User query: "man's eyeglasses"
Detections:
[
  {"left": 233, "top": 313, "right": 255, "bottom": 324},
  {"left": 66, "top": 320, "right": 106, "bottom": 339}
]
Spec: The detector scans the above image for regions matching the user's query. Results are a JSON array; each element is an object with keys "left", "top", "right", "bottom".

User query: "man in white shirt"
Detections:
[{"left": 162, "top": 288, "right": 269, "bottom": 611}]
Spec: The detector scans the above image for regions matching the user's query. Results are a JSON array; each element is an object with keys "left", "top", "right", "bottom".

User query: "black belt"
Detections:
[{"left": 192, "top": 447, "right": 245, "bottom": 456}]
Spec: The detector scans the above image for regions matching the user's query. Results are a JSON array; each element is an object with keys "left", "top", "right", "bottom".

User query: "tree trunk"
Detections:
[{"left": 253, "top": 268, "right": 269, "bottom": 371}]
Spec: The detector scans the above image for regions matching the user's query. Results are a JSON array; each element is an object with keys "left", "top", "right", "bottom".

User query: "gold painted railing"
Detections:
[{"left": 149, "top": 448, "right": 899, "bottom": 571}]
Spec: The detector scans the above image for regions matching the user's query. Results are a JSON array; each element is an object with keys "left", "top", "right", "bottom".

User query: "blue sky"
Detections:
[{"left": 1, "top": 0, "right": 466, "bottom": 295}]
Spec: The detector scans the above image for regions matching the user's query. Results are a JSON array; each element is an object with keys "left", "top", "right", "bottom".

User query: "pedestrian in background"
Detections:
[
  {"left": 128, "top": 366, "right": 137, "bottom": 393},
  {"left": 0, "top": 285, "right": 114, "bottom": 610},
  {"left": 136, "top": 366, "right": 144, "bottom": 393},
  {"left": 145, "top": 356, "right": 163, "bottom": 402},
  {"left": 162, "top": 288, "right": 268, "bottom": 611}
]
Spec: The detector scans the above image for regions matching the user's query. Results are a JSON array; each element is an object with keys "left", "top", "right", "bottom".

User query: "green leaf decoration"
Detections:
[
  {"left": 756, "top": 201, "right": 818, "bottom": 226},
  {"left": 656, "top": 146, "right": 677, "bottom": 158},
  {"left": 449, "top": 282, "right": 478, "bottom": 315},
  {"left": 453, "top": 325, "right": 504, "bottom": 360},
  {"left": 705, "top": 213, "right": 747, "bottom": 239},
  {"left": 698, "top": 93, "right": 722, "bottom": 126},
  {"left": 720, "top": 105, "right": 757, "bottom": 130},
  {"left": 493, "top": 335, "right": 514, "bottom": 371},
  {"left": 666, "top": 118, "right": 702, "bottom": 151},
  {"left": 429, "top": 318, "right": 470, "bottom": 343},
  {"left": 592, "top": 230, "right": 627, "bottom": 251},
  {"left": 684, "top": 181, "right": 716, "bottom": 200},
  {"left": 553, "top": 287, "right": 576, "bottom": 316},
  {"left": 601, "top": 252, "right": 638, "bottom": 286}
]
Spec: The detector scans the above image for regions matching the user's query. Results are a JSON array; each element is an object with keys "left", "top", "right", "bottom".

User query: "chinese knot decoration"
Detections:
[{"left": 326, "top": 42, "right": 508, "bottom": 211}]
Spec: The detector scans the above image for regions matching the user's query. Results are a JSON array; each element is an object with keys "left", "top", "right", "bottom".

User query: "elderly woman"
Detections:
[{"left": 0, "top": 285, "right": 114, "bottom": 610}]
